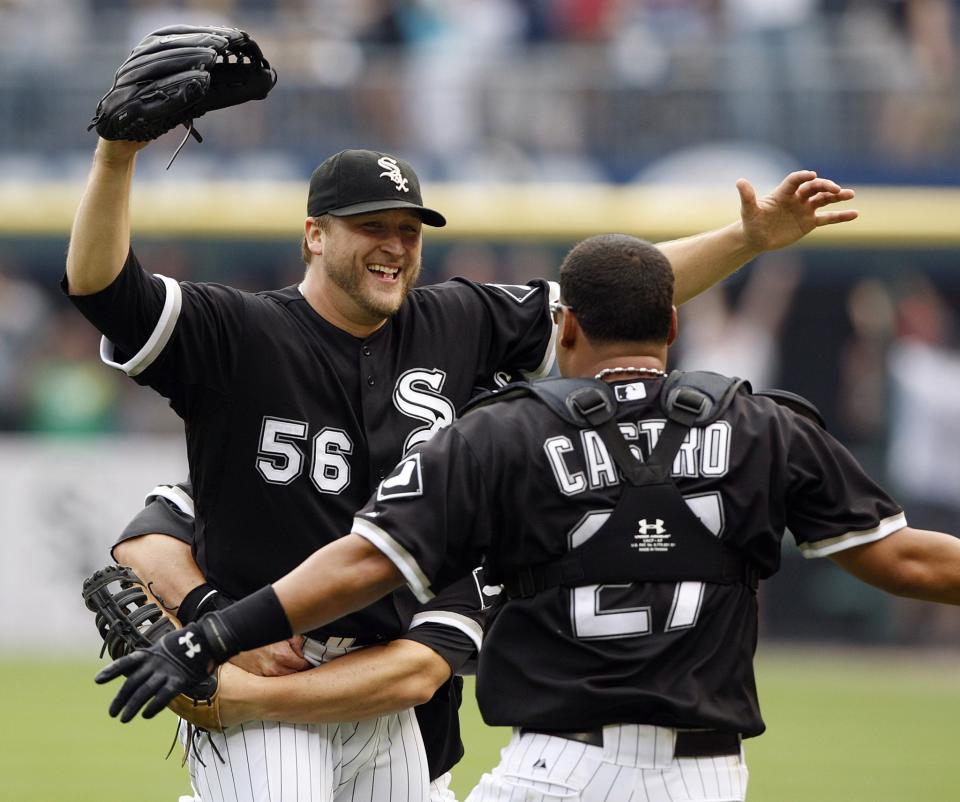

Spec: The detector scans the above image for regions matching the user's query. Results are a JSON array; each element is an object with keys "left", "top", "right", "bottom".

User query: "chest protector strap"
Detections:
[{"left": 493, "top": 372, "right": 758, "bottom": 599}]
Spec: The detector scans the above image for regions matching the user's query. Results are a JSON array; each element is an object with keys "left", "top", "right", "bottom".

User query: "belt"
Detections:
[{"left": 519, "top": 728, "right": 741, "bottom": 757}]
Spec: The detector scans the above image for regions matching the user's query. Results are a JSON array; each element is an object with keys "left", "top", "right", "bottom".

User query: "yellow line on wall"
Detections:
[{"left": 2, "top": 182, "right": 958, "bottom": 245}]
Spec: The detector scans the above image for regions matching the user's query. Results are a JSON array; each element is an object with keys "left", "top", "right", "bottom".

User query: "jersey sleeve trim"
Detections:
[
  {"left": 145, "top": 483, "right": 195, "bottom": 519},
  {"left": 99, "top": 274, "right": 182, "bottom": 377},
  {"left": 409, "top": 611, "right": 483, "bottom": 654},
  {"left": 521, "top": 280, "right": 560, "bottom": 380},
  {"left": 797, "top": 511, "right": 908, "bottom": 558},
  {"left": 351, "top": 517, "right": 435, "bottom": 603}
]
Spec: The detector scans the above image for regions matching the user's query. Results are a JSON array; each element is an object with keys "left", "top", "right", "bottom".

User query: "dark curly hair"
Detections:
[{"left": 559, "top": 234, "right": 674, "bottom": 344}]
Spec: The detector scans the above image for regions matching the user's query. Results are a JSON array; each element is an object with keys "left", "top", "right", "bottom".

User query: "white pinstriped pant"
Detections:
[
  {"left": 179, "top": 638, "right": 435, "bottom": 802},
  {"left": 181, "top": 769, "right": 453, "bottom": 802},
  {"left": 465, "top": 726, "right": 748, "bottom": 802}
]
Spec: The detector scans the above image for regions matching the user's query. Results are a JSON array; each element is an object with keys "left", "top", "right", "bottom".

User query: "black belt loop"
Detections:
[
  {"left": 674, "top": 730, "right": 741, "bottom": 758},
  {"left": 505, "top": 567, "right": 538, "bottom": 599}
]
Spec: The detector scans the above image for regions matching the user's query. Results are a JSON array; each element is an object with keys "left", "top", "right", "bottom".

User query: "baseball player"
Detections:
[
  {"left": 116, "top": 481, "right": 490, "bottom": 802},
  {"left": 66, "top": 127, "right": 856, "bottom": 801},
  {"left": 100, "top": 234, "right": 960, "bottom": 801}
]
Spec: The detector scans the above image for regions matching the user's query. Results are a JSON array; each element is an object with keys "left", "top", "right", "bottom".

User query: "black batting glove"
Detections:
[{"left": 95, "top": 612, "right": 235, "bottom": 722}]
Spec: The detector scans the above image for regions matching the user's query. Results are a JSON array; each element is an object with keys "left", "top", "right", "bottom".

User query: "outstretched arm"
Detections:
[
  {"left": 660, "top": 170, "right": 857, "bottom": 304},
  {"left": 830, "top": 526, "right": 960, "bottom": 605},
  {"left": 272, "top": 535, "right": 405, "bottom": 633},
  {"left": 65, "top": 139, "right": 148, "bottom": 296}
]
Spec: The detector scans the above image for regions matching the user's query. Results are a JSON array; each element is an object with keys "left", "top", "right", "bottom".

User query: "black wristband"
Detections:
[
  {"left": 202, "top": 585, "right": 292, "bottom": 659},
  {"left": 178, "top": 583, "right": 228, "bottom": 624}
]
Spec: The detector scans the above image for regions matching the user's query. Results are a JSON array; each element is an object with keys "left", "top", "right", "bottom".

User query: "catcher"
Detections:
[{"left": 88, "top": 24, "right": 276, "bottom": 166}]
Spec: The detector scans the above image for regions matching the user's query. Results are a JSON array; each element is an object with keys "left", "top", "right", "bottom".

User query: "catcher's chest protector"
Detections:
[{"left": 484, "top": 372, "right": 758, "bottom": 598}]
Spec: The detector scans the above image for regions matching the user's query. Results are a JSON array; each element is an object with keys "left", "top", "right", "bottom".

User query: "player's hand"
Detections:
[
  {"left": 737, "top": 170, "right": 858, "bottom": 253},
  {"left": 95, "top": 621, "right": 216, "bottom": 722},
  {"left": 229, "top": 636, "right": 309, "bottom": 677}
]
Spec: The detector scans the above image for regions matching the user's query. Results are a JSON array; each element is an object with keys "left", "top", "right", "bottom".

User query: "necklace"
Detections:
[{"left": 594, "top": 366, "right": 667, "bottom": 381}]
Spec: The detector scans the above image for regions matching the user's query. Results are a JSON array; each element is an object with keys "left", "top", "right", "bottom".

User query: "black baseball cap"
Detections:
[{"left": 307, "top": 149, "right": 446, "bottom": 227}]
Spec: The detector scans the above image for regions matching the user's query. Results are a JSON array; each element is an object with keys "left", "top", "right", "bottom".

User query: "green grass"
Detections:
[{"left": 3, "top": 646, "right": 957, "bottom": 801}]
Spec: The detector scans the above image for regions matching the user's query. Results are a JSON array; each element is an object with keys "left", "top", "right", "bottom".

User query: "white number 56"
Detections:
[{"left": 255, "top": 416, "right": 353, "bottom": 494}]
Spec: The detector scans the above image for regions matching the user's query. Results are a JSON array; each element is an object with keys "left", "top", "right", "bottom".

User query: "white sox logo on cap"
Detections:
[
  {"left": 306, "top": 149, "right": 445, "bottom": 225},
  {"left": 378, "top": 156, "right": 409, "bottom": 193}
]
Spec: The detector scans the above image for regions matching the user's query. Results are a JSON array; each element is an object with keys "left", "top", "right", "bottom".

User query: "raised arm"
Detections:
[
  {"left": 65, "top": 139, "right": 147, "bottom": 296},
  {"left": 829, "top": 526, "right": 960, "bottom": 605},
  {"left": 660, "top": 170, "right": 857, "bottom": 304}
]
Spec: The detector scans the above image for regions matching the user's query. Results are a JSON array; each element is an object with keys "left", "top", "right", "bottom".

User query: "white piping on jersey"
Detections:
[
  {"left": 409, "top": 610, "right": 483, "bottom": 653},
  {"left": 352, "top": 517, "right": 434, "bottom": 603},
  {"left": 521, "top": 280, "right": 560, "bottom": 381},
  {"left": 99, "top": 274, "right": 182, "bottom": 377},
  {"left": 797, "top": 511, "right": 907, "bottom": 558},
  {"left": 145, "top": 483, "right": 196, "bottom": 518}
]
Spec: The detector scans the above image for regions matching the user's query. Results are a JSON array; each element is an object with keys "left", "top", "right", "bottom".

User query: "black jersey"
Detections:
[
  {"left": 115, "top": 480, "right": 490, "bottom": 781},
  {"left": 68, "top": 251, "right": 555, "bottom": 639},
  {"left": 350, "top": 376, "right": 906, "bottom": 737}
]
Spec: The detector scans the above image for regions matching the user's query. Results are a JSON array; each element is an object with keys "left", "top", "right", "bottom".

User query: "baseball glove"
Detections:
[
  {"left": 88, "top": 24, "right": 276, "bottom": 146},
  {"left": 82, "top": 565, "right": 224, "bottom": 732}
]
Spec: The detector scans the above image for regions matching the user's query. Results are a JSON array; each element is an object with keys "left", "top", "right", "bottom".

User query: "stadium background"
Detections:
[{"left": 1, "top": 0, "right": 959, "bottom": 799}]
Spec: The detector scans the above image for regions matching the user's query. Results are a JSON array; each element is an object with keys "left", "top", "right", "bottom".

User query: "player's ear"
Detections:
[
  {"left": 304, "top": 217, "right": 324, "bottom": 257},
  {"left": 558, "top": 308, "right": 578, "bottom": 348},
  {"left": 667, "top": 307, "right": 678, "bottom": 346}
]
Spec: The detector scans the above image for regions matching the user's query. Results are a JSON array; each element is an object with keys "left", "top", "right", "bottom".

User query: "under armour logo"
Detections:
[
  {"left": 378, "top": 156, "right": 409, "bottom": 192},
  {"left": 637, "top": 519, "right": 666, "bottom": 535},
  {"left": 178, "top": 631, "right": 202, "bottom": 659}
]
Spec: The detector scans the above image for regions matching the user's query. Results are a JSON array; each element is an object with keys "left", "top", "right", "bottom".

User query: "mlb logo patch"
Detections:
[
  {"left": 615, "top": 381, "right": 647, "bottom": 402},
  {"left": 377, "top": 453, "right": 424, "bottom": 500}
]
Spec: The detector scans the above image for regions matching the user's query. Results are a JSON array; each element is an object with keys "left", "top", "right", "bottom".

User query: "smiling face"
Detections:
[{"left": 309, "top": 209, "right": 424, "bottom": 326}]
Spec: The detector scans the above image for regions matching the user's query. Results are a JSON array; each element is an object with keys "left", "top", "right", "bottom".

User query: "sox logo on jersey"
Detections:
[{"left": 393, "top": 369, "right": 456, "bottom": 452}]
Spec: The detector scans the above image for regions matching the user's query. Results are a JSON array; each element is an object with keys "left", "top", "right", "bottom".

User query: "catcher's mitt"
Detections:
[
  {"left": 89, "top": 24, "right": 276, "bottom": 152},
  {"left": 82, "top": 565, "right": 224, "bottom": 732}
]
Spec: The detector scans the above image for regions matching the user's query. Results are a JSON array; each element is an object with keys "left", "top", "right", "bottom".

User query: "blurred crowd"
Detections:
[
  {"left": 2, "top": 1, "right": 960, "bottom": 644},
  {"left": 0, "top": 0, "right": 958, "bottom": 181}
]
